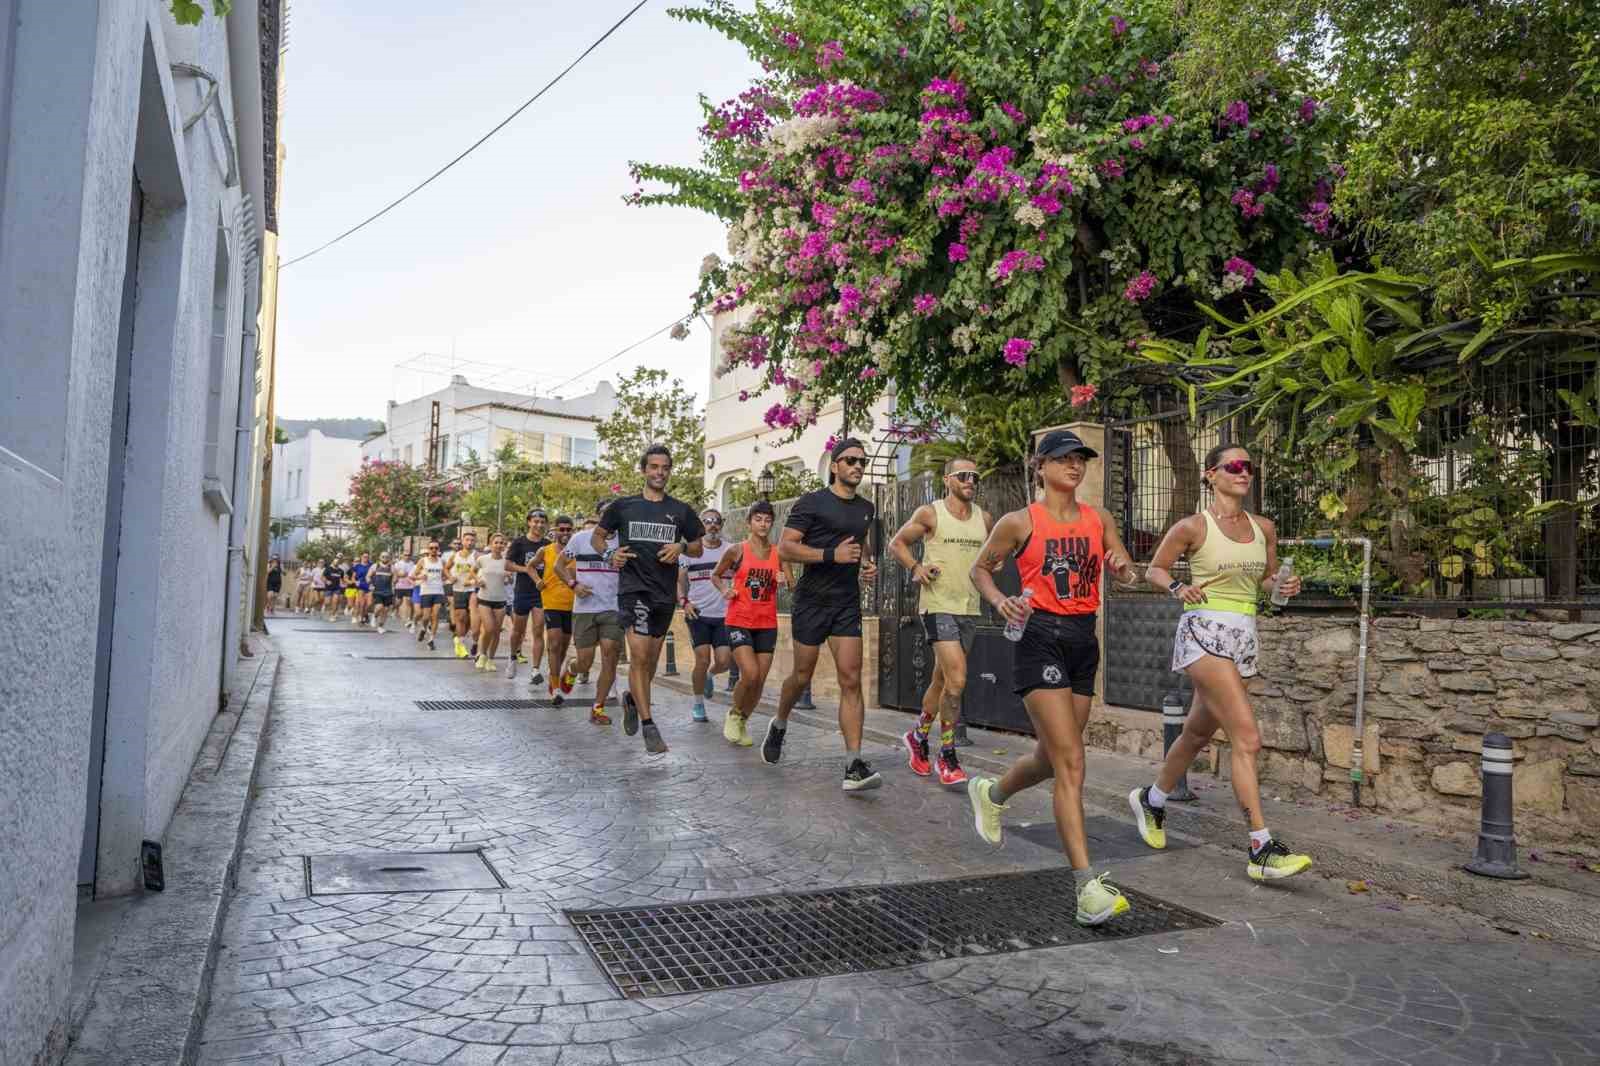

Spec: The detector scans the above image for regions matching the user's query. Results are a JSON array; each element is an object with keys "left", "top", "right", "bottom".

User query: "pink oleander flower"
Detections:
[
  {"left": 610, "top": 483, "right": 623, "bottom": 494},
  {"left": 1003, "top": 337, "right": 1034, "bottom": 366},
  {"left": 1111, "top": 15, "right": 1129, "bottom": 36},
  {"left": 859, "top": 366, "right": 880, "bottom": 380},
  {"left": 738, "top": 390, "right": 750, "bottom": 402},
  {"left": 994, "top": 249, "right": 1046, "bottom": 280},
  {"left": 913, "top": 293, "right": 939, "bottom": 315},
  {"left": 1223, "top": 256, "right": 1257, "bottom": 284},
  {"left": 816, "top": 40, "right": 844, "bottom": 69},
  {"left": 775, "top": 29, "right": 802, "bottom": 51},
  {"left": 1070, "top": 384, "right": 1099, "bottom": 407},
  {"left": 948, "top": 242, "right": 969, "bottom": 262},
  {"left": 1123, "top": 270, "right": 1157, "bottom": 303},
  {"left": 1031, "top": 193, "right": 1062, "bottom": 215}
]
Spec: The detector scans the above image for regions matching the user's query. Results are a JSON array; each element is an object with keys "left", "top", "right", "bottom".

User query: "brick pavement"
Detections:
[{"left": 197, "top": 626, "right": 1600, "bottom": 1065}]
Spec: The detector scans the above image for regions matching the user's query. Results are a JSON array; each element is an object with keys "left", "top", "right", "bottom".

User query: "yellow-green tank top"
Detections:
[
  {"left": 919, "top": 498, "right": 987, "bottom": 616},
  {"left": 1186, "top": 511, "right": 1268, "bottom": 615}
]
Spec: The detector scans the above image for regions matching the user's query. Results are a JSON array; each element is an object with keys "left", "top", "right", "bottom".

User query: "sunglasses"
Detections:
[
  {"left": 1213, "top": 459, "right": 1257, "bottom": 476},
  {"left": 836, "top": 455, "right": 867, "bottom": 468},
  {"left": 948, "top": 471, "right": 978, "bottom": 483}
]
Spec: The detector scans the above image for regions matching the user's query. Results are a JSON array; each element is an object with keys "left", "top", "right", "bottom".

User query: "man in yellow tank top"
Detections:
[{"left": 889, "top": 457, "right": 995, "bottom": 786}]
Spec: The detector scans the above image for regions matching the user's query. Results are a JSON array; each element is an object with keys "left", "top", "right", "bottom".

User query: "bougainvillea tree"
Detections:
[
  {"left": 630, "top": 0, "right": 1344, "bottom": 431},
  {"left": 344, "top": 460, "right": 464, "bottom": 545}
]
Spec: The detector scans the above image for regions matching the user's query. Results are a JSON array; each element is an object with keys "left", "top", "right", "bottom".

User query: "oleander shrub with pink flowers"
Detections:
[
  {"left": 345, "top": 460, "right": 464, "bottom": 545},
  {"left": 630, "top": 0, "right": 1343, "bottom": 431}
]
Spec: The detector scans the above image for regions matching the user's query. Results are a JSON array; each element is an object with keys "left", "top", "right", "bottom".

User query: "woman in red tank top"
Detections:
[
  {"left": 711, "top": 500, "right": 786, "bottom": 747},
  {"left": 967, "top": 429, "right": 1139, "bottom": 928}
]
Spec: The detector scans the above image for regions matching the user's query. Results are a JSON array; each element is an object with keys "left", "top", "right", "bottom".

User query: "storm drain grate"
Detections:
[
  {"left": 567, "top": 867, "right": 1218, "bottom": 998},
  {"left": 414, "top": 698, "right": 562, "bottom": 711},
  {"left": 306, "top": 850, "right": 506, "bottom": 895}
]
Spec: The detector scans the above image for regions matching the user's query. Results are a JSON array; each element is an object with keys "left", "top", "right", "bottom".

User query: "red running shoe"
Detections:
[
  {"left": 559, "top": 668, "right": 575, "bottom": 694},
  {"left": 904, "top": 729, "right": 932, "bottom": 777},
  {"left": 936, "top": 748, "right": 968, "bottom": 786}
]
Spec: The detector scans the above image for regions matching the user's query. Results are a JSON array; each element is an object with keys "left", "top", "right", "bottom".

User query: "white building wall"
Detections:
[
  {"left": 363, "top": 377, "right": 616, "bottom": 470},
  {"left": 269, "top": 429, "right": 362, "bottom": 555},
  {"left": 0, "top": 4, "right": 266, "bottom": 1062}
]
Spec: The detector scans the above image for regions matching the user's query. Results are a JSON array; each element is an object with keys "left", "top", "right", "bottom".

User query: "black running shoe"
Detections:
[
  {"left": 760, "top": 719, "right": 786, "bottom": 765},
  {"left": 470, "top": 643, "right": 479, "bottom": 658},
  {"left": 529, "top": 672, "right": 545, "bottom": 687},
  {"left": 427, "top": 636, "right": 436, "bottom": 651},
  {"left": 551, "top": 692, "right": 564, "bottom": 707},
  {"left": 641, "top": 720, "right": 668, "bottom": 754},
  {"left": 416, "top": 626, "right": 426, "bottom": 643},
  {"left": 623, "top": 692, "right": 639, "bottom": 736},
  {"left": 843, "top": 758, "right": 883, "bottom": 792}
]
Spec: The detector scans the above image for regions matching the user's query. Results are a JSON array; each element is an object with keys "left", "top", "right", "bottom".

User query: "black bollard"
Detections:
[
  {"left": 952, "top": 717, "right": 972, "bottom": 747},
  {"left": 1463, "top": 733, "right": 1529, "bottom": 880},
  {"left": 663, "top": 632, "right": 678, "bottom": 676},
  {"left": 796, "top": 684, "right": 816, "bottom": 710},
  {"left": 1162, "top": 692, "right": 1198, "bottom": 802}
]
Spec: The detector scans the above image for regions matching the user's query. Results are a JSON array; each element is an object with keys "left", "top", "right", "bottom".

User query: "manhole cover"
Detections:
[
  {"left": 567, "top": 867, "right": 1217, "bottom": 999},
  {"left": 1013, "top": 814, "right": 1198, "bottom": 861},
  {"left": 414, "top": 698, "right": 563, "bottom": 710},
  {"left": 306, "top": 851, "right": 505, "bottom": 895}
]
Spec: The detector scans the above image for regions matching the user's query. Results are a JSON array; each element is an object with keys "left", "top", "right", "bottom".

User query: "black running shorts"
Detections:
[
  {"left": 790, "top": 597, "right": 862, "bottom": 646},
  {"left": 618, "top": 591, "right": 674, "bottom": 639},
  {"left": 544, "top": 609, "right": 573, "bottom": 634},
  {"left": 727, "top": 625, "right": 777, "bottom": 655},
  {"left": 1012, "top": 612, "right": 1099, "bottom": 697}
]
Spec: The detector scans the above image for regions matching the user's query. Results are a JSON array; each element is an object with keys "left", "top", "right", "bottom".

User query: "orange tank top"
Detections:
[
  {"left": 1016, "top": 503, "right": 1104, "bottom": 615},
  {"left": 725, "top": 540, "right": 780, "bottom": 629}
]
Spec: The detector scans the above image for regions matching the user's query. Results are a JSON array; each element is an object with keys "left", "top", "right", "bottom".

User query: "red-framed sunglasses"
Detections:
[{"left": 1212, "top": 459, "right": 1257, "bottom": 476}]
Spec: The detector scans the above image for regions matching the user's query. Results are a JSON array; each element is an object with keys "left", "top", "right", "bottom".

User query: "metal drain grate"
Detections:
[
  {"left": 307, "top": 850, "right": 506, "bottom": 895},
  {"left": 1013, "top": 814, "right": 1198, "bottom": 861},
  {"left": 567, "top": 867, "right": 1217, "bottom": 998},
  {"left": 414, "top": 698, "right": 562, "bottom": 710}
]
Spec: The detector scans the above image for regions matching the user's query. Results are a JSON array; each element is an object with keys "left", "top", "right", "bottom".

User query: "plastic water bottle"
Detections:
[
  {"left": 1269, "top": 557, "right": 1295, "bottom": 608},
  {"left": 1003, "top": 588, "right": 1036, "bottom": 642}
]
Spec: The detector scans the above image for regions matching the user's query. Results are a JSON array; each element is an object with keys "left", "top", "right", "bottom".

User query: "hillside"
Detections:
[{"left": 277, "top": 417, "right": 384, "bottom": 442}]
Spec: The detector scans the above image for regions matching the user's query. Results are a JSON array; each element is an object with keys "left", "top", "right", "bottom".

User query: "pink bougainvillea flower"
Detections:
[
  {"left": 859, "top": 366, "right": 880, "bottom": 380},
  {"left": 1003, "top": 338, "right": 1034, "bottom": 366},
  {"left": 1070, "top": 384, "right": 1099, "bottom": 407},
  {"left": 1111, "top": 15, "right": 1129, "bottom": 36},
  {"left": 1123, "top": 270, "right": 1157, "bottom": 303},
  {"left": 1221, "top": 99, "right": 1250, "bottom": 128},
  {"left": 1129, "top": 136, "right": 1146, "bottom": 151},
  {"left": 947, "top": 242, "right": 969, "bottom": 262},
  {"left": 913, "top": 293, "right": 939, "bottom": 315},
  {"left": 1223, "top": 256, "right": 1257, "bottom": 284},
  {"left": 816, "top": 40, "right": 844, "bottom": 69},
  {"left": 1299, "top": 97, "right": 1320, "bottom": 122}
]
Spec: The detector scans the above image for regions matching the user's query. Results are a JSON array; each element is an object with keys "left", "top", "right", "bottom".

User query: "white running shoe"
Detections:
[{"left": 504, "top": 660, "right": 517, "bottom": 679}]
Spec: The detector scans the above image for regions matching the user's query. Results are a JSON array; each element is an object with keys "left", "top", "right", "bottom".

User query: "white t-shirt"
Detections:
[
  {"left": 417, "top": 556, "right": 446, "bottom": 595},
  {"left": 476, "top": 554, "right": 512, "bottom": 603},
  {"left": 680, "top": 540, "right": 730, "bottom": 618},
  {"left": 565, "top": 530, "right": 619, "bottom": 615}
]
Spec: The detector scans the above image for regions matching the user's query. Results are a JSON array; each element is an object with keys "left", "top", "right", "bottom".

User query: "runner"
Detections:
[
  {"left": 351, "top": 552, "right": 372, "bottom": 625},
  {"left": 474, "top": 533, "right": 512, "bottom": 670},
  {"left": 765, "top": 439, "right": 881, "bottom": 790},
  {"left": 888, "top": 457, "right": 994, "bottom": 785},
  {"left": 505, "top": 510, "right": 550, "bottom": 681},
  {"left": 965, "top": 429, "right": 1138, "bottom": 926},
  {"left": 444, "top": 532, "right": 479, "bottom": 659},
  {"left": 413, "top": 540, "right": 446, "bottom": 650},
  {"left": 711, "top": 500, "right": 784, "bottom": 747},
  {"left": 558, "top": 502, "right": 622, "bottom": 724},
  {"left": 538, "top": 516, "right": 578, "bottom": 705},
  {"left": 594, "top": 445, "right": 705, "bottom": 754},
  {"left": 321, "top": 557, "right": 345, "bottom": 621},
  {"left": 295, "top": 562, "right": 313, "bottom": 613},
  {"left": 368, "top": 552, "right": 396, "bottom": 634},
  {"left": 394, "top": 554, "right": 416, "bottom": 629},
  {"left": 265, "top": 556, "right": 283, "bottom": 615},
  {"left": 342, "top": 562, "right": 360, "bottom": 619},
  {"left": 308, "top": 560, "right": 326, "bottom": 614},
  {"left": 442, "top": 538, "right": 460, "bottom": 634},
  {"left": 1131, "top": 443, "right": 1312, "bottom": 882},
  {"left": 679, "top": 508, "right": 732, "bottom": 723}
]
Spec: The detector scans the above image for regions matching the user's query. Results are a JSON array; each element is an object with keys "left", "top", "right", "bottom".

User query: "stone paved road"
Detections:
[{"left": 198, "top": 626, "right": 1600, "bottom": 1065}]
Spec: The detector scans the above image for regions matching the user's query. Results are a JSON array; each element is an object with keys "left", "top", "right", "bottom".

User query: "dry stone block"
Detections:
[
  {"left": 1378, "top": 663, "right": 1429, "bottom": 697},
  {"left": 1426, "top": 657, "right": 1467, "bottom": 672},
  {"left": 1256, "top": 705, "right": 1309, "bottom": 751},
  {"left": 1568, "top": 758, "right": 1600, "bottom": 778},
  {"left": 1375, "top": 617, "right": 1420, "bottom": 630},
  {"left": 1502, "top": 644, "right": 1561, "bottom": 663},
  {"left": 1513, "top": 759, "right": 1566, "bottom": 817},
  {"left": 1551, "top": 623, "right": 1600, "bottom": 641},
  {"left": 1567, "top": 778, "right": 1600, "bottom": 824},
  {"left": 1322, "top": 723, "right": 1380, "bottom": 773},
  {"left": 1439, "top": 674, "right": 1496, "bottom": 693},
  {"left": 1551, "top": 711, "right": 1599, "bottom": 728},
  {"left": 1375, "top": 646, "right": 1419, "bottom": 662},
  {"left": 1498, "top": 701, "right": 1552, "bottom": 720},
  {"left": 1377, "top": 763, "right": 1430, "bottom": 813},
  {"left": 1432, "top": 761, "right": 1481, "bottom": 797}
]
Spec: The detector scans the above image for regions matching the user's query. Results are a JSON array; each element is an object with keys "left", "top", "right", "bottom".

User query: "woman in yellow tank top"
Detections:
[{"left": 1133, "top": 444, "right": 1314, "bottom": 884}]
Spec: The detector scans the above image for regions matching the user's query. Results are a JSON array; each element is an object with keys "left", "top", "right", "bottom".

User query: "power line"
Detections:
[
  {"left": 281, "top": 0, "right": 651, "bottom": 270},
  {"left": 547, "top": 318, "right": 684, "bottom": 394}
]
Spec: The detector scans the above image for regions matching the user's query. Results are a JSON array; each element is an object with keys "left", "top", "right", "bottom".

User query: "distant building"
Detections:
[
  {"left": 362, "top": 375, "right": 615, "bottom": 471},
  {"left": 703, "top": 308, "right": 897, "bottom": 510},
  {"left": 268, "top": 429, "right": 364, "bottom": 557}
]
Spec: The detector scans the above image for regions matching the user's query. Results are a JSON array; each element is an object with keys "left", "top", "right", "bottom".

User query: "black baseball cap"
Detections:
[{"left": 1036, "top": 429, "right": 1099, "bottom": 460}]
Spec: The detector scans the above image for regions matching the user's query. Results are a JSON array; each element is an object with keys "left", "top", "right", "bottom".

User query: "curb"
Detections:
[
  {"left": 656, "top": 674, "right": 1600, "bottom": 950},
  {"left": 66, "top": 639, "right": 281, "bottom": 1066}
]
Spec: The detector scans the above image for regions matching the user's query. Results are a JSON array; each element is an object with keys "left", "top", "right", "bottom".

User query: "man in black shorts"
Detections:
[
  {"left": 505, "top": 509, "right": 549, "bottom": 680},
  {"left": 767, "top": 438, "right": 881, "bottom": 791},
  {"left": 595, "top": 445, "right": 705, "bottom": 755}
]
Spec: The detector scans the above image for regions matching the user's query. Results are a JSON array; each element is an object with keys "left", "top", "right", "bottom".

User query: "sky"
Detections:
[{"left": 273, "top": 0, "right": 760, "bottom": 421}]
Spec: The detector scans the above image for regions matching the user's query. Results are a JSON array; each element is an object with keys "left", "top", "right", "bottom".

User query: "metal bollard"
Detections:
[
  {"left": 1162, "top": 692, "right": 1198, "bottom": 802},
  {"left": 795, "top": 684, "right": 816, "bottom": 710},
  {"left": 1463, "top": 733, "right": 1529, "bottom": 880},
  {"left": 663, "top": 632, "right": 678, "bottom": 676}
]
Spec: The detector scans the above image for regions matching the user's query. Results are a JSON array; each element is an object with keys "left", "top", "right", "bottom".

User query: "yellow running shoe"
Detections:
[
  {"left": 967, "top": 777, "right": 1006, "bottom": 846},
  {"left": 736, "top": 715, "right": 754, "bottom": 747},
  {"left": 723, "top": 710, "right": 742, "bottom": 745},
  {"left": 454, "top": 638, "right": 468, "bottom": 659},
  {"left": 1128, "top": 787, "right": 1167, "bottom": 850},
  {"left": 1247, "top": 839, "right": 1313, "bottom": 881},
  {"left": 1075, "top": 874, "right": 1131, "bottom": 926}
]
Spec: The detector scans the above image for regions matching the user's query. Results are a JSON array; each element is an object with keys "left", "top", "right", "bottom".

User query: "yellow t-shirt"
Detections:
[{"left": 539, "top": 543, "right": 575, "bottom": 611}]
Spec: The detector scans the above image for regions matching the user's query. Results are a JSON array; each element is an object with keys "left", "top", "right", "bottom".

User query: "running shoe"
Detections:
[
  {"left": 376, "top": 626, "right": 386, "bottom": 635},
  {"left": 692, "top": 702, "right": 708, "bottom": 723},
  {"left": 1129, "top": 787, "right": 1167, "bottom": 850},
  {"left": 470, "top": 643, "right": 479, "bottom": 659},
  {"left": 529, "top": 672, "right": 545, "bottom": 687},
  {"left": 935, "top": 748, "right": 968, "bottom": 786},
  {"left": 577, "top": 673, "right": 590, "bottom": 686},
  {"left": 967, "top": 777, "right": 1006, "bottom": 846},
  {"left": 903, "top": 730, "right": 932, "bottom": 777},
  {"left": 504, "top": 660, "right": 517, "bottom": 679},
  {"left": 1075, "top": 874, "right": 1130, "bottom": 926},
  {"left": 416, "top": 626, "right": 426, "bottom": 643},
  {"left": 454, "top": 638, "right": 468, "bottom": 659},
  {"left": 703, "top": 676, "right": 715, "bottom": 701},
  {"left": 1247, "top": 839, "right": 1313, "bottom": 881},
  {"left": 475, "top": 654, "right": 488, "bottom": 670},
  {"left": 760, "top": 720, "right": 786, "bottom": 765},
  {"left": 736, "top": 716, "right": 753, "bottom": 747},
  {"left": 559, "top": 669, "right": 575, "bottom": 694},
  {"left": 623, "top": 692, "right": 639, "bottom": 736},
  {"left": 723, "top": 709, "right": 743, "bottom": 744},
  {"left": 427, "top": 636, "right": 436, "bottom": 651},
  {"left": 515, "top": 651, "right": 528, "bottom": 664},
  {"left": 641, "top": 720, "right": 668, "bottom": 754},
  {"left": 589, "top": 705, "right": 611, "bottom": 725},
  {"left": 843, "top": 759, "right": 883, "bottom": 792},
  {"left": 551, "top": 691, "right": 564, "bottom": 707}
]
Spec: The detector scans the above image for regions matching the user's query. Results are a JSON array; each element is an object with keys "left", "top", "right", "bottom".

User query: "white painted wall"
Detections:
[
  {"left": 363, "top": 377, "right": 614, "bottom": 470},
  {"left": 269, "top": 428, "right": 362, "bottom": 554}
]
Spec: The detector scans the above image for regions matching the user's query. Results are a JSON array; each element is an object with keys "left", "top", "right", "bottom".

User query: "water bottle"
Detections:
[
  {"left": 1003, "top": 588, "right": 1035, "bottom": 642},
  {"left": 1269, "top": 557, "right": 1294, "bottom": 608}
]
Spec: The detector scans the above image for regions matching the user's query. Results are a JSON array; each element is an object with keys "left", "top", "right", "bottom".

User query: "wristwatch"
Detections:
[{"left": 1167, "top": 578, "right": 1184, "bottom": 597}]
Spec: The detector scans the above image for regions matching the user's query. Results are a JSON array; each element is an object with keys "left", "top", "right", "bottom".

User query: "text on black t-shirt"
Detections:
[{"left": 598, "top": 494, "right": 707, "bottom": 605}]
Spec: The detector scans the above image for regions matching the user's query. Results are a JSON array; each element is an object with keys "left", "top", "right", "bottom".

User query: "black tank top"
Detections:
[{"left": 370, "top": 566, "right": 393, "bottom": 595}]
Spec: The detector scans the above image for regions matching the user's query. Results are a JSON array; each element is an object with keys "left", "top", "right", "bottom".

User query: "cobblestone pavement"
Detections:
[{"left": 198, "top": 626, "right": 1600, "bottom": 1065}]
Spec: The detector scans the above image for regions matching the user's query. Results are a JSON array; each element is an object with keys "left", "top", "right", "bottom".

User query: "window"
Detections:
[
  {"left": 404, "top": 444, "right": 413, "bottom": 466},
  {"left": 572, "top": 437, "right": 598, "bottom": 467},
  {"left": 544, "top": 432, "right": 570, "bottom": 464},
  {"left": 455, "top": 428, "right": 488, "bottom": 466}
]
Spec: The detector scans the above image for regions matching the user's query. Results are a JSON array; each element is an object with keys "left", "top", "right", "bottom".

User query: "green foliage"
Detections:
[
  {"left": 293, "top": 535, "right": 355, "bottom": 568},
  {"left": 594, "top": 367, "right": 708, "bottom": 505},
  {"left": 458, "top": 442, "right": 620, "bottom": 531},
  {"left": 342, "top": 461, "right": 463, "bottom": 543},
  {"left": 170, "top": 0, "right": 232, "bottom": 26},
  {"left": 272, "top": 425, "right": 290, "bottom": 445},
  {"left": 721, "top": 465, "right": 823, "bottom": 509}
]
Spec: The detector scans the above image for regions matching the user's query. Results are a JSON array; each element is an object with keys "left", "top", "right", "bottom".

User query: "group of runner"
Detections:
[{"left": 282, "top": 433, "right": 1309, "bottom": 928}]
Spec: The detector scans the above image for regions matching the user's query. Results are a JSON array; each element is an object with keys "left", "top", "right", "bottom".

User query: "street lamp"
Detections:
[{"left": 757, "top": 467, "right": 776, "bottom": 500}]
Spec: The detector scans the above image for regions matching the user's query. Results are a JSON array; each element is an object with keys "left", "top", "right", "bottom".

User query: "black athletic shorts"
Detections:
[
  {"left": 513, "top": 589, "right": 542, "bottom": 616},
  {"left": 452, "top": 590, "right": 473, "bottom": 610},
  {"left": 478, "top": 600, "right": 505, "bottom": 611},
  {"left": 619, "top": 591, "right": 674, "bottom": 639},
  {"left": 372, "top": 593, "right": 394, "bottom": 606},
  {"left": 419, "top": 593, "right": 445, "bottom": 608},
  {"left": 544, "top": 609, "right": 573, "bottom": 634},
  {"left": 687, "top": 616, "right": 729, "bottom": 648},
  {"left": 791, "top": 597, "right": 862, "bottom": 646},
  {"left": 1013, "top": 611, "right": 1099, "bottom": 697},
  {"left": 727, "top": 625, "right": 777, "bottom": 655},
  {"left": 922, "top": 612, "right": 977, "bottom": 652}
]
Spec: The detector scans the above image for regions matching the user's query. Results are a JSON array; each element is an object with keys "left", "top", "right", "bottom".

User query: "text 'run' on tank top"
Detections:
[
  {"left": 1186, "top": 510, "right": 1268, "bottom": 615},
  {"left": 1016, "top": 503, "right": 1104, "bottom": 616},
  {"left": 726, "top": 539, "right": 780, "bottom": 630},
  {"left": 919, "top": 497, "right": 987, "bottom": 617}
]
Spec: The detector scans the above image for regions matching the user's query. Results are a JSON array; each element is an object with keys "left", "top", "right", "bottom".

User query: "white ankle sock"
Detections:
[
  {"left": 1249, "top": 827, "right": 1272, "bottom": 851},
  {"left": 1147, "top": 784, "right": 1169, "bottom": 809}
]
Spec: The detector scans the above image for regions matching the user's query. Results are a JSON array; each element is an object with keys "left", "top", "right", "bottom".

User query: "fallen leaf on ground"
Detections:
[
  {"left": 992, "top": 749, "right": 1007, "bottom": 755},
  {"left": 1530, "top": 931, "right": 1551, "bottom": 940},
  {"left": 1157, "top": 947, "right": 1179, "bottom": 955},
  {"left": 1346, "top": 880, "right": 1369, "bottom": 894},
  {"left": 1400, "top": 893, "right": 1424, "bottom": 901}
]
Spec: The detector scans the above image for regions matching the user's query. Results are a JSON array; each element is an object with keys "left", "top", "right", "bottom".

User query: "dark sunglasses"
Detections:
[
  {"left": 948, "top": 471, "right": 978, "bottom": 483},
  {"left": 1213, "top": 459, "right": 1257, "bottom": 476},
  {"left": 836, "top": 455, "right": 867, "bottom": 468}
]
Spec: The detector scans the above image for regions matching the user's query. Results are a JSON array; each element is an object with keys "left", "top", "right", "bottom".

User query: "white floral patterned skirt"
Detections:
[{"left": 1172, "top": 609, "right": 1260, "bottom": 678}]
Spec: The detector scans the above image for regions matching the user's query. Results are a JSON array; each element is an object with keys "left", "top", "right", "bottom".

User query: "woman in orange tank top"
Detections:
[
  {"left": 966, "top": 430, "right": 1139, "bottom": 928},
  {"left": 711, "top": 500, "right": 787, "bottom": 747}
]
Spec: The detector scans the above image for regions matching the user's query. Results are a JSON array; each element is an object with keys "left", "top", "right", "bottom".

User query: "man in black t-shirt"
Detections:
[
  {"left": 504, "top": 509, "right": 550, "bottom": 680},
  {"left": 594, "top": 445, "right": 705, "bottom": 755},
  {"left": 765, "top": 438, "right": 882, "bottom": 792},
  {"left": 321, "top": 559, "right": 346, "bottom": 621}
]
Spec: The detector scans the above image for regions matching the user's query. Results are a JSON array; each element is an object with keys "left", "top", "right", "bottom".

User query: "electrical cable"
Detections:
[{"left": 281, "top": 0, "right": 650, "bottom": 269}]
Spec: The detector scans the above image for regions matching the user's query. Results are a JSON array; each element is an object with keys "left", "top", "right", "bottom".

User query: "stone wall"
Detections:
[{"left": 1095, "top": 615, "right": 1600, "bottom": 852}]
